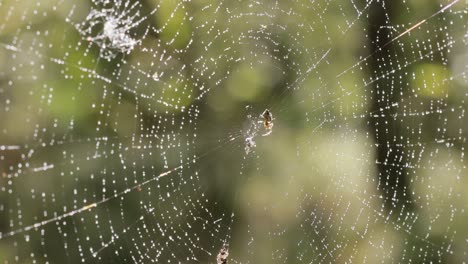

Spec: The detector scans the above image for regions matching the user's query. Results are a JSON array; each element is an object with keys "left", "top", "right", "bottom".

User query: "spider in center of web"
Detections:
[
  {"left": 244, "top": 109, "right": 274, "bottom": 154},
  {"left": 260, "top": 109, "right": 274, "bottom": 136}
]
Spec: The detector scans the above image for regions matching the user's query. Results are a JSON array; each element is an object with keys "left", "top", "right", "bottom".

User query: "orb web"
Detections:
[{"left": 0, "top": 0, "right": 467, "bottom": 263}]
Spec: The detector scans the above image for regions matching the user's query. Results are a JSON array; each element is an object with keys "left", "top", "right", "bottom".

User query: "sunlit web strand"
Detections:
[
  {"left": 0, "top": 165, "right": 180, "bottom": 240},
  {"left": 90, "top": 205, "right": 234, "bottom": 260},
  {"left": 0, "top": 42, "right": 187, "bottom": 111},
  {"left": 0, "top": 132, "right": 242, "bottom": 240},
  {"left": 336, "top": 0, "right": 461, "bottom": 78},
  {"left": 267, "top": 48, "right": 332, "bottom": 113},
  {"left": 266, "top": 17, "right": 461, "bottom": 125},
  {"left": 263, "top": 36, "right": 459, "bottom": 132},
  {"left": 300, "top": 38, "right": 459, "bottom": 117},
  {"left": 343, "top": 186, "right": 452, "bottom": 252}
]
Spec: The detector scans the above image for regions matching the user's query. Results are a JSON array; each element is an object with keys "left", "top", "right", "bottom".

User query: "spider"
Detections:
[{"left": 260, "top": 109, "right": 273, "bottom": 136}]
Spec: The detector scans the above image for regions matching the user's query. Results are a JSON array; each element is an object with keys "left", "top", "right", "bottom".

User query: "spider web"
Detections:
[{"left": 0, "top": 0, "right": 467, "bottom": 263}]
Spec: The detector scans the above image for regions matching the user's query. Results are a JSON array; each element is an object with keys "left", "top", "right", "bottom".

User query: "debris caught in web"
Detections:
[
  {"left": 245, "top": 136, "right": 256, "bottom": 154},
  {"left": 75, "top": 0, "right": 143, "bottom": 60},
  {"left": 216, "top": 245, "right": 229, "bottom": 264}
]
